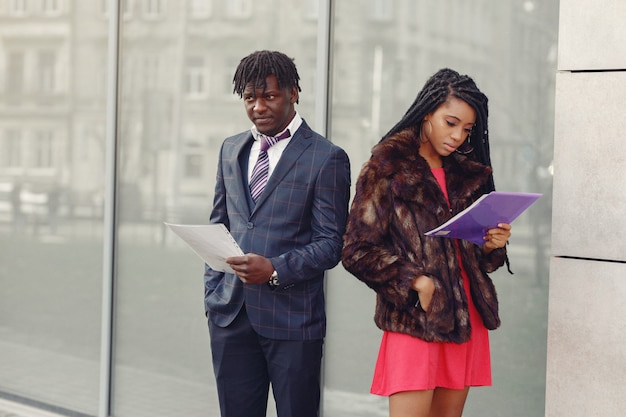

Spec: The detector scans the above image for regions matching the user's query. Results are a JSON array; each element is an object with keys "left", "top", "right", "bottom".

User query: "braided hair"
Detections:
[
  {"left": 385, "top": 68, "right": 512, "bottom": 272},
  {"left": 381, "top": 68, "right": 494, "bottom": 194},
  {"left": 233, "top": 50, "right": 301, "bottom": 102}
]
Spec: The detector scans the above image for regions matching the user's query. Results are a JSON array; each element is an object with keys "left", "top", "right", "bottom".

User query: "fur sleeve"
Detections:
[
  {"left": 478, "top": 246, "right": 507, "bottom": 272},
  {"left": 341, "top": 162, "right": 425, "bottom": 310}
]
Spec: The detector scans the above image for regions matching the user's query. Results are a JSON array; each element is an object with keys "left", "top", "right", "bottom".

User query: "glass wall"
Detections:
[
  {"left": 325, "top": 2, "right": 558, "bottom": 417},
  {"left": 111, "top": 2, "right": 321, "bottom": 416},
  {"left": 0, "top": 1, "right": 106, "bottom": 416},
  {"left": 0, "top": 1, "right": 558, "bottom": 417}
]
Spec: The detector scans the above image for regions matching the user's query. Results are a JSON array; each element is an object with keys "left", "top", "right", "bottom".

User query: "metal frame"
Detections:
[
  {"left": 99, "top": 0, "right": 121, "bottom": 416},
  {"left": 315, "top": 0, "right": 335, "bottom": 139}
]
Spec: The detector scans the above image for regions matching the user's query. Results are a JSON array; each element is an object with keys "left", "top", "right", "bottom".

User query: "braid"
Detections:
[
  {"left": 233, "top": 50, "right": 301, "bottom": 99},
  {"left": 381, "top": 68, "right": 494, "bottom": 193},
  {"left": 452, "top": 74, "right": 493, "bottom": 194},
  {"left": 383, "top": 68, "right": 511, "bottom": 272},
  {"left": 452, "top": 76, "right": 514, "bottom": 273}
]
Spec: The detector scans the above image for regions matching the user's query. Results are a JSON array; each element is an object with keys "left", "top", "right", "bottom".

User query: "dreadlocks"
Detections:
[
  {"left": 381, "top": 68, "right": 494, "bottom": 194},
  {"left": 233, "top": 50, "right": 302, "bottom": 101}
]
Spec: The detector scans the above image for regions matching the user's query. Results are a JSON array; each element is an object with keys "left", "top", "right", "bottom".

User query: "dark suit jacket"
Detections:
[{"left": 204, "top": 120, "right": 351, "bottom": 341}]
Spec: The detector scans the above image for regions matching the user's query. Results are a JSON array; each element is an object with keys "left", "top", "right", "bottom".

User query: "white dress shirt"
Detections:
[{"left": 248, "top": 112, "right": 303, "bottom": 181}]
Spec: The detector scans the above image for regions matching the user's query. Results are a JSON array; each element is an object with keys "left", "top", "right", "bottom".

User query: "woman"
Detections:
[{"left": 341, "top": 68, "right": 512, "bottom": 417}]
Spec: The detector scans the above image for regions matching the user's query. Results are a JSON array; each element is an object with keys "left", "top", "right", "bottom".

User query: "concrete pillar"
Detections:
[{"left": 546, "top": 0, "right": 626, "bottom": 415}]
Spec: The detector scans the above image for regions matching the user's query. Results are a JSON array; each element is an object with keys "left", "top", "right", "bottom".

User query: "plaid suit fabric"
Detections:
[{"left": 204, "top": 120, "right": 351, "bottom": 341}]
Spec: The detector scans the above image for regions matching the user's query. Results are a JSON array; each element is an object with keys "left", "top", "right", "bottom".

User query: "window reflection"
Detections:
[
  {"left": 188, "top": 0, "right": 211, "bottom": 19},
  {"left": 6, "top": 51, "right": 25, "bottom": 100},
  {"left": 143, "top": 0, "right": 166, "bottom": 19},
  {"left": 328, "top": 2, "right": 557, "bottom": 417},
  {"left": 369, "top": 0, "right": 393, "bottom": 21},
  {"left": 185, "top": 56, "right": 208, "bottom": 98},
  {"left": 42, "top": 0, "right": 65, "bottom": 16},
  {"left": 0, "top": 1, "right": 558, "bottom": 417},
  {"left": 226, "top": 0, "right": 252, "bottom": 19},
  {"left": 9, "top": 0, "right": 28, "bottom": 17},
  {"left": 0, "top": 1, "right": 105, "bottom": 415}
]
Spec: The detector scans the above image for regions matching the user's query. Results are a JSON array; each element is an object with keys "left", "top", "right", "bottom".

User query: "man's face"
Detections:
[{"left": 242, "top": 75, "right": 298, "bottom": 137}]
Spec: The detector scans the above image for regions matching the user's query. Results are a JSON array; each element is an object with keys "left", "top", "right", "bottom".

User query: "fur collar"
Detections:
[{"left": 371, "top": 128, "right": 492, "bottom": 207}]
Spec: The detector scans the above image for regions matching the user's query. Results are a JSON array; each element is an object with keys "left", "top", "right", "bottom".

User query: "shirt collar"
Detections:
[{"left": 251, "top": 112, "right": 303, "bottom": 142}]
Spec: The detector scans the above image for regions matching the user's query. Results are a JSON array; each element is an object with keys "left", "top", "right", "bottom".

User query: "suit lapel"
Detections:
[
  {"left": 231, "top": 132, "right": 255, "bottom": 215},
  {"left": 251, "top": 123, "right": 313, "bottom": 212}
]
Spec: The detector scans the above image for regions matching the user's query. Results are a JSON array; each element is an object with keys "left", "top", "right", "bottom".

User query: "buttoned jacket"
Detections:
[{"left": 205, "top": 120, "right": 351, "bottom": 341}]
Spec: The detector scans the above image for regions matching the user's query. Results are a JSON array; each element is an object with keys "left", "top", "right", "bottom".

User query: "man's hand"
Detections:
[{"left": 226, "top": 254, "right": 275, "bottom": 284}]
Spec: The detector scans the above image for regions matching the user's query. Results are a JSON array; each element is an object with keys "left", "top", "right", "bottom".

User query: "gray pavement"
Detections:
[{"left": 0, "top": 399, "right": 64, "bottom": 417}]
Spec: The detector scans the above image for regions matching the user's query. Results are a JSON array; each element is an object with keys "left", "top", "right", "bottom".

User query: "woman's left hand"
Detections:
[
  {"left": 411, "top": 275, "right": 435, "bottom": 311},
  {"left": 483, "top": 223, "right": 512, "bottom": 253}
]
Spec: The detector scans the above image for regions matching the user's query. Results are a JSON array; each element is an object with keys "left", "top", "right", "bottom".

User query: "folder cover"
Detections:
[{"left": 424, "top": 191, "right": 542, "bottom": 245}]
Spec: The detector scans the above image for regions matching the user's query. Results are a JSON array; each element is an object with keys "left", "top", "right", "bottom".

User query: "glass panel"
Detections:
[
  {"left": 143, "top": 0, "right": 166, "bottom": 19},
  {"left": 5, "top": 51, "right": 25, "bottom": 101},
  {"left": 326, "top": 1, "right": 558, "bottom": 416},
  {"left": 0, "top": 1, "right": 106, "bottom": 415},
  {"left": 112, "top": 2, "right": 319, "bottom": 416},
  {"left": 0, "top": 1, "right": 559, "bottom": 416},
  {"left": 188, "top": 0, "right": 212, "bottom": 19}
]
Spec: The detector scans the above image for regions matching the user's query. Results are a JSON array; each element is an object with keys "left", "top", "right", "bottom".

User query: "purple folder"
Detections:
[{"left": 424, "top": 191, "right": 542, "bottom": 245}]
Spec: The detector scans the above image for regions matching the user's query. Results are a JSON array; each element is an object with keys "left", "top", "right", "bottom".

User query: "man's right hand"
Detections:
[{"left": 226, "top": 254, "right": 275, "bottom": 285}]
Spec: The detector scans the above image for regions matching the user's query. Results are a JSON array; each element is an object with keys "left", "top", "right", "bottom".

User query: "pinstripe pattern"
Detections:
[{"left": 204, "top": 120, "right": 351, "bottom": 341}]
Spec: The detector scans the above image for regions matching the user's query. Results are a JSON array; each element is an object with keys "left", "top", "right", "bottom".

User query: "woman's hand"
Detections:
[
  {"left": 482, "top": 223, "right": 512, "bottom": 254},
  {"left": 411, "top": 275, "right": 435, "bottom": 311}
]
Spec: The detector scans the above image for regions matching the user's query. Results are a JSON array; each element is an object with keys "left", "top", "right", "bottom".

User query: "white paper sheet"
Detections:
[{"left": 165, "top": 223, "right": 244, "bottom": 274}]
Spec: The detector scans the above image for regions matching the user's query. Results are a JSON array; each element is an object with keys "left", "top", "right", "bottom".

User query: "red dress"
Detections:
[{"left": 370, "top": 168, "right": 491, "bottom": 395}]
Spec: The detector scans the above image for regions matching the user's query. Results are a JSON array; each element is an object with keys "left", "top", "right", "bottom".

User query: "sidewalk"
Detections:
[{"left": 0, "top": 399, "right": 64, "bottom": 417}]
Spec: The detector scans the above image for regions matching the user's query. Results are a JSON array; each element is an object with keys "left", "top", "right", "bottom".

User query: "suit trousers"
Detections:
[{"left": 208, "top": 306, "right": 323, "bottom": 417}]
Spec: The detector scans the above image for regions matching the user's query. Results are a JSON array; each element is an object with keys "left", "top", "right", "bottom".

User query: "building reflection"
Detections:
[{"left": 0, "top": 1, "right": 558, "bottom": 416}]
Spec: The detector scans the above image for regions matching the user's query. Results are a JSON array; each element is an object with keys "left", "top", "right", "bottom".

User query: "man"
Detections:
[{"left": 204, "top": 50, "right": 351, "bottom": 417}]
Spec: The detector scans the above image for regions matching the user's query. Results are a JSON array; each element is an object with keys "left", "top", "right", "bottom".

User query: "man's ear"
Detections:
[{"left": 289, "top": 86, "right": 299, "bottom": 104}]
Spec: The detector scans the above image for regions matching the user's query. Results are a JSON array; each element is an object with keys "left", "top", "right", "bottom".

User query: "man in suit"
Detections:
[{"left": 204, "top": 50, "right": 351, "bottom": 417}]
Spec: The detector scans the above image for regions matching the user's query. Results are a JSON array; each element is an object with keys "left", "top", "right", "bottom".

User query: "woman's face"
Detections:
[{"left": 419, "top": 96, "right": 475, "bottom": 164}]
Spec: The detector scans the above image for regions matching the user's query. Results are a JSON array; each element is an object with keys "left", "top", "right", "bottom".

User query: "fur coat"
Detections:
[{"left": 341, "top": 128, "right": 507, "bottom": 343}]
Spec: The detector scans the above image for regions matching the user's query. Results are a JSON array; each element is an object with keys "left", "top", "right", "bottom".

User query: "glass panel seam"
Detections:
[
  {"left": 99, "top": 1, "right": 122, "bottom": 416},
  {"left": 316, "top": 3, "right": 334, "bottom": 417}
]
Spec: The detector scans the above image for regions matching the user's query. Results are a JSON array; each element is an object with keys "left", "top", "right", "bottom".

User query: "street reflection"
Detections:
[{"left": 0, "top": 1, "right": 557, "bottom": 417}]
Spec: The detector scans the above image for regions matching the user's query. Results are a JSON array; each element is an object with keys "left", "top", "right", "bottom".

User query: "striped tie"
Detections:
[{"left": 249, "top": 129, "right": 290, "bottom": 202}]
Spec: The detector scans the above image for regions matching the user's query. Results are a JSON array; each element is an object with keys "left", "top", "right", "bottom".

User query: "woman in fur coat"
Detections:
[{"left": 341, "top": 68, "right": 512, "bottom": 417}]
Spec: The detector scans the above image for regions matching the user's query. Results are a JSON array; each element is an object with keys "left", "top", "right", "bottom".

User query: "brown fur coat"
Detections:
[{"left": 341, "top": 128, "right": 507, "bottom": 343}]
